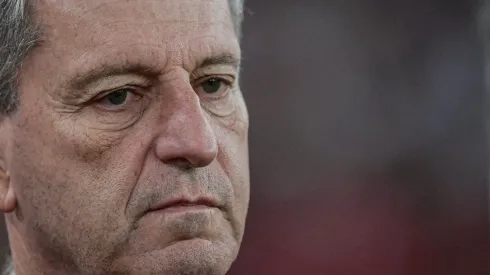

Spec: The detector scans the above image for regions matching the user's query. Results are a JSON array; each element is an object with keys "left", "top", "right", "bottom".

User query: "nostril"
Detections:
[{"left": 168, "top": 157, "right": 194, "bottom": 170}]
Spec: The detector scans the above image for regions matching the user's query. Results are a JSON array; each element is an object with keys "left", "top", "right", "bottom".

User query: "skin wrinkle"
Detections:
[
  {"left": 0, "top": 0, "right": 248, "bottom": 274},
  {"left": 53, "top": 38, "right": 238, "bottom": 103}
]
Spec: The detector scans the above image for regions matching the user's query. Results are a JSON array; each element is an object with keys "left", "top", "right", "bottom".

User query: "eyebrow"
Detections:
[
  {"left": 199, "top": 55, "right": 240, "bottom": 68},
  {"left": 68, "top": 54, "right": 241, "bottom": 91},
  {"left": 68, "top": 64, "right": 160, "bottom": 91}
]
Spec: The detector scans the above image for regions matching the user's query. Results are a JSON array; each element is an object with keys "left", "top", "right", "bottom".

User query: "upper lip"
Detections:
[{"left": 149, "top": 196, "right": 219, "bottom": 212}]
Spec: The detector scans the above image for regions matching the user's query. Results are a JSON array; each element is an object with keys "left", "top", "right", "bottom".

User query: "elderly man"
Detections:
[{"left": 0, "top": 0, "right": 249, "bottom": 274}]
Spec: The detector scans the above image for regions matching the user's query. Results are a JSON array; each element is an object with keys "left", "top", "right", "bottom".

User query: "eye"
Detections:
[
  {"left": 96, "top": 88, "right": 142, "bottom": 110},
  {"left": 106, "top": 90, "right": 129, "bottom": 105},
  {"left": 201, "top": 78, "right": 223, "bottom": 94},
  {"left": 195, "top": 77, "right": 231, "bottom": 97}
]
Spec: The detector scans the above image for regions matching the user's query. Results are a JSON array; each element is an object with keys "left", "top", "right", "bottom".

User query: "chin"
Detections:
[{"left": 109, "top": 238, "right": 238, "bottom": 275}]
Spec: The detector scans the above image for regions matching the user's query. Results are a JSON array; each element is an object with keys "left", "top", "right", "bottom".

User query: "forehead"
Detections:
[
  {"left": 32, "top": 0, "right": 238, "bottom": 74},
  {"left": 36, "top": 0, "right": 234, "bottom": 35}
]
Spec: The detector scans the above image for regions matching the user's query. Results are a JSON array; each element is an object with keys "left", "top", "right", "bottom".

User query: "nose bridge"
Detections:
[
  {"left": 153, "top": 80, "right": 218, "bottom": 168},
  {"left": 172, "top": 94, "right": 215, "bottom": 149}
]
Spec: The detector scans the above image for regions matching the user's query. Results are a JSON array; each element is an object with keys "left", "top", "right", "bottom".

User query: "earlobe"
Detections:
[
  {"left": 3, "top": 173, "right": 16, "bottom": 213},
  {"left": 0, "top": 120, "right": 16, "bottom": 213},
  {"left": 0, "top": 170, "right": 16, "bottom": 213}
]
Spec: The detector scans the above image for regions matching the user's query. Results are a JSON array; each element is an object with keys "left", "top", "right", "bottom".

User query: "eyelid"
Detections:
[
  {"left": 192, "top": 74, "right": 235, "bottom": 87},
  {"left": 191, "top": 65, "right": 236, "bottom": 80},
  {"left": 91, "top": 86, "right": 145, "bottom": 112},
  {"left": 93, "top": 85, "right": 143, "bottom": 101}
]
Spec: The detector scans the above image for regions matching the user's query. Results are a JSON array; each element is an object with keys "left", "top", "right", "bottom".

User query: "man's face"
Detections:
[{"left": 1, "top": 0, "right": 249, "bottom": 274}]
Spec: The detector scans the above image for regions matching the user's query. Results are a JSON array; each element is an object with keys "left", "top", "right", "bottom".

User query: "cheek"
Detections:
[
  {"left": 217, "top": 94, "right": 249, "bottom": 195},
  {"left": 10, "top": 110, "right": 69, "bottom": 215},
  {"left": 215, "top": 118, "right": 250, "bottom": 233},
  {"left": 10, "top": 104, "right": 148, "bottom": 232},
  {"left": 9, "top": 113, "right": 150, "bottom": 262}
]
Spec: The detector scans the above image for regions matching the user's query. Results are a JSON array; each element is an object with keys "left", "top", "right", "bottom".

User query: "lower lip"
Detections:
[{"left": 152, "top": 205, "right": 216, "bottom": 214}]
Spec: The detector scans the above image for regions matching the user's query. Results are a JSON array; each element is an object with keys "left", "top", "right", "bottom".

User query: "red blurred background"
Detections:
[{"left": 230, "top": 0, "right": 488, "bottom": 274}]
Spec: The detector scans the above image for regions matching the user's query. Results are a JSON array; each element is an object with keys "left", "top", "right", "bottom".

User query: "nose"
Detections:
[{"left": 153, "top": 89, "right": 218, "bottom": 169}]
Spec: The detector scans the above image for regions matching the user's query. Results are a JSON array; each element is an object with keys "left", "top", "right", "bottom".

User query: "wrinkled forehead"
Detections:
[
  {"left": 32, "top": 0, "right": 237, "bottom": 57},
  {"left": 28, "top": 0, "right": 239, "bottom": 82},
  {"left": 34, "top": 0, "right": 233, "bottom": 28}
]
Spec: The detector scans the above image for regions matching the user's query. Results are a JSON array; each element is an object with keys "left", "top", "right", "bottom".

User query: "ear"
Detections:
[
  {"left": 0, "top": 170, "right": 16, "bottom": 213},
  {"left": 0, "top": 119, "right": 16, "bottom": 213}
]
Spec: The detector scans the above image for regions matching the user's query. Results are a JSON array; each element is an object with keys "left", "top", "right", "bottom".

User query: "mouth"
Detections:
[{"left": 148, "top": 197, "right": 220, "bottom": 214}]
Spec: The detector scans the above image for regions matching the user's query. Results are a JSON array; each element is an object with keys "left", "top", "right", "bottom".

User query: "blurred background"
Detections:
[
  {"left": 2, "top": 0, "right": 489, "bottom": 274},
  {"left": 230, "top": 0, "right": 489, "bottom": 274}
]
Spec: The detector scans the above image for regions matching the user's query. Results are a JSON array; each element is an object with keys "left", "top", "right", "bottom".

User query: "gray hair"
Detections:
[
  {"left": 0, "top": 0, "right": 245, "bottom": 115},
  {"left": 0, "top": 0, "right": 38, "bottom": 115},
  {"left": 1, "top": 255, "right": 13, "bottom": 275}
]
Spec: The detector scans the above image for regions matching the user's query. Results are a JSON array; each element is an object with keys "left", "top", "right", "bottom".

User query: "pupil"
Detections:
[
  {"left": 203, "top": 79, "right": 221, "bottom": 93},
  {"left": 107, "top": 90, "right": 128, "bottom": 105}
]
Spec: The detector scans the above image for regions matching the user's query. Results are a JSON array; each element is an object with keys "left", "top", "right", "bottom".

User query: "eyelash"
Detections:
[
  {"left": 92, "top": 74, "right": 235, "bottom": 110},
  {"left": 93, "top": 86, "right": 144, "bottom": 111},
  {"left": 193, "top": 75, "right": 234, "bottom": 94}
]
